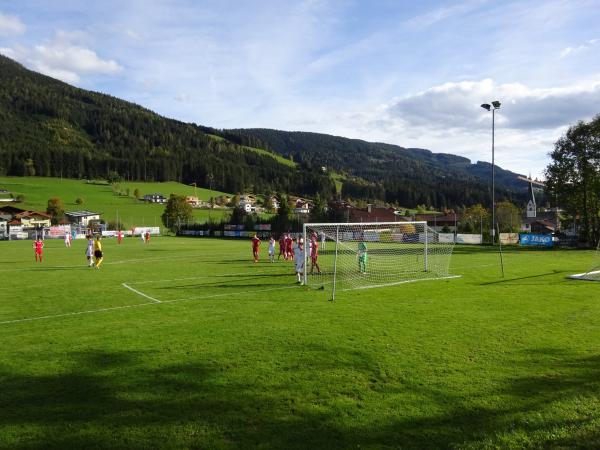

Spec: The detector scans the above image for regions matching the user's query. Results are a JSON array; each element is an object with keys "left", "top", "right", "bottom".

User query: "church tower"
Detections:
[{"left": 526, "top": 176, "right": 536, "bottom": 218}]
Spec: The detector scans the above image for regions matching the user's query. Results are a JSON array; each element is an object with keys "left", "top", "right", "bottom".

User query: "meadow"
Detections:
[
  {"left": 0, "top": 176, "right": 230, "bottom": 229},
  {"left": 0, "top": 237, "right": 599, "bottom": 449}
]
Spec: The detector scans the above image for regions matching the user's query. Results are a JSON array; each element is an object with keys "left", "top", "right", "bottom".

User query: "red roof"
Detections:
[
  {"left": 349, "top": 207, "right": 404, "bottom": 223},
  {"left": 15, "top": 210, "right": 51, "bottom": 219}
]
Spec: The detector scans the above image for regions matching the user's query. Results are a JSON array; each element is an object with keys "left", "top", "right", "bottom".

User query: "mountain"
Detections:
[
  {"left": 0, "top": 54, "right": 528, "bottom": 208},
  {"left": 205, "top": 128, "right": 530, "bottom": 207}
]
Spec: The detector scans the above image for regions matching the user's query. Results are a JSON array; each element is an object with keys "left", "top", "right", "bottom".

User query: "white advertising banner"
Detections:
[
  {"left": 499, "top": 233, "right": 519, "bottom": 244},
  {"left": 455, "top": 234, "right": 482, "bottom": 244}
]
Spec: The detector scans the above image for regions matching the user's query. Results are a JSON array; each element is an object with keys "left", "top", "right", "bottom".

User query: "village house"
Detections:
[
  {"left": 65, "top": 211, "right": 101, "bottom": 227},
  {"left": 9, "top": 210, "right": 52, "bottom": 229},
  {"left": 143, "top": 193, "right": 166, "bottom": 203}
]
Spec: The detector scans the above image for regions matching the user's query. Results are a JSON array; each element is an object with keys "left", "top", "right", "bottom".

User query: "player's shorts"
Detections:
[
  {"left": 94, "top": 250, "right": 103, "bottom": 258},
  {"left": 295, "top": 261, "right": 304, "bottom": 272}
]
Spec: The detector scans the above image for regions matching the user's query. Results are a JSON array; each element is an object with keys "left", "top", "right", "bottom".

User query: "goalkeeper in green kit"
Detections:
[{"left": 358, "top": 239, "right": 368, "bottom": 274}]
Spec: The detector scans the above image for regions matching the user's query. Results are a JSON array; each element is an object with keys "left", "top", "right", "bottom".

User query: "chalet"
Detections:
[
  {"left": 10, "top": 211, "right": 51, "bottom": 228},
  {"left": 269, "top": 196, "right": 280, "bottom": 211},
  {"left": 293, "top": 199, "right": 311, "bottom": 215},
  {"left": 239, "top": 197, "right": 256, "bottom": 213},
  {"left": 143, "top": 193, "right": 166, "bottom": 203},
  {"left": 0, "top": 205, "right": 26, "bottom": 221},
  {"left": 65, "top": 211, "right": 101, "bottom": 226},
  {"left": 350, "top": 205, "right": 404, "bottom": 223},
  {"left": 415, "top": 214, "right": 458, "bottom": 232},
  {"left": 186, "top": 196, "right": 200, "bottom": 206}
]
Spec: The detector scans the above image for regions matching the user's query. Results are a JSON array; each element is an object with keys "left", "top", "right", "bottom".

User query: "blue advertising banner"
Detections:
[{"left": 519, "top": 233, "right": 553, "bottom": 247}]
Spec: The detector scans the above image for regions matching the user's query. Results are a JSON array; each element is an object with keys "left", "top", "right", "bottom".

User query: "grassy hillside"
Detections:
[
  {"left": 0, "top": 176, "right": 230, "bottom": 228},
  {"left": 0, "top": 240, "right": 598, "bottom": 448}
]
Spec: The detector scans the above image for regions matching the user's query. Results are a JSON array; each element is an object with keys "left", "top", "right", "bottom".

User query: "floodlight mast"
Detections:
[{"left": 481, "top": 101, "right": 501, "bottom": 243}]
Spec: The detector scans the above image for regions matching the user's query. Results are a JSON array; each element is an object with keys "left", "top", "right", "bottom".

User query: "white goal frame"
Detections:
[
  {"left": 568, "top": 240, "right": 600, "bottom": 281},
  {"left": 303, "top": 221, "right": 456, "bottom": 300}
]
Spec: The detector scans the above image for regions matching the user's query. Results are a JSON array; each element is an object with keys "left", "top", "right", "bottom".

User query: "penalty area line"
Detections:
[
  {"left": 0, "top": 301, "right": 157, "bottom": 325},
  {"left": 122, "top": 283, "right": 162, "bottom": 303}
]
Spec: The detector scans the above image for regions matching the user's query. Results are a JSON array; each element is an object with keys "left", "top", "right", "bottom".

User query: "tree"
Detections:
[
  {"left": 495, "top": 200, "right": 521, "bottom": 233},
  {"left": 46, "top": 197, "right": 65, "bottom": 225},
  {"left": 545, "top": 115, "right": 600, "bottom": 243},
  {"left": 75, "top": 197, "right": 84, "bottom": 205},
  {"left": 133, "top": 188, "right": 142, "bottom": 200},
  {"left": 460, "top": 204, "right": 489, "bottom": 234},
  {"left": 161, "top": 194, "right": 193, "bottom": 233},
  {"left": 309, "top": 192, "right": 327, "bottom": 222}
]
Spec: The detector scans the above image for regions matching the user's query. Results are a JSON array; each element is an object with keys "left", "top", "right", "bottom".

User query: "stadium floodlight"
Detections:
[
  {"left": 481, "top": 100, "right": 501, "bottom": 242},
  {"left": 303, "top": 221, "right": 458, "bottom": 301},
  {"left": 569, "top": 240, "right": 600, "bottom": 281}
]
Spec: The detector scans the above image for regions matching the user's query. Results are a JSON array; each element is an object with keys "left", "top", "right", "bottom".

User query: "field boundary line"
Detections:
[
  {"left": 0, "top": 301, "right": 156, "bottom": 325},
  {"left": 122, "top": 283, "right": 162, "bottom": 303}
]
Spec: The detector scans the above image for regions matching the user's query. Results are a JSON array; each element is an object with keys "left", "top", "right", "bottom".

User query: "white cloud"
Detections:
[
  {"left": 560, "top": 38, "right": 599, "bottom": 58},
  {"left": 0, "top": 12, "right": 25, "bottom": 36},
  {"left": 3, "top": 30, "right": 122, "bottom": 84}
]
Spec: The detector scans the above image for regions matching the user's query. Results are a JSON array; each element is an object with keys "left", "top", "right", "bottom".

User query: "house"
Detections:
[
  {"left": 293, "top": 198, "right": 311, "bottom": 215},
  {"left": 0, "top": 205, "right": 26, "bottom": 221},
  {"left": 415, "top": 214, "right": 459, "bottom": 232},
  {"left": 65, "top": 211, "right": 101, "bottom": 226},
  {"left": 143, "top": 193, "right": 166, "bottom": 203},
  {"left": 185, "top": 196, "right": 200, "bottom": 206},
  {"left": 11, "top": 210, "right": 52, "bottom": 228},
  {"left": 350, "top": 205, "right": 405, "bottom": 223},
  {"left": 0, "top": 219, "right": 7, "bottom": 239},
  {"left": 268, "top": 196, "right": 280, "bottom": 211},
  {"left": 239, "top": 197, "right": 256, "bottom": 213}
]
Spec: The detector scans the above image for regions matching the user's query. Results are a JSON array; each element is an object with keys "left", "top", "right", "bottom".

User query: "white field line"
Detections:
[
  {"left": 122, "top": 283, "right": 162, "bottom": 303},
  {"left": 0, "top": 281, "right": 302, "bottom": 326},
  {"left": 0, "top": 301, "right": 156, "bottom": 325}
]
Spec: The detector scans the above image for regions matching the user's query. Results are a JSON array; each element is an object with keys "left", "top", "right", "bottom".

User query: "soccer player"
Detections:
[
  {"left": 94, "top": 235, "right": 104, "bottom": 269},
  {"left": 251, "top": 234, "right": 261, "bottom": 263},
  {"left": 117, "top": 230, "right": 123, "bottom": 244},
  {"left": 33, "top": 238, "right": 44, "bottom": 263},
  {"left": 145, "top": 230, "right": 150, "bottom": 244},
  {"left": 64, "top": 231, "right": 71, "bottom": 247},
  {"left": 85, "top": 235, "right": 94, "bottom": 267},
  {"left": 309, "top": 234, "right": 321, "bottom": 274},
  {"left": 321, "top": 231, "right": 326, "bottom": 251},
  {"left": 278, "top": 234, "right": 286, "bottom": 260},
  {"left": 285, "top": 233, "right": 293, "bottom": 260},
  {"left": 294, "top": 238, "right": 305, "bottom": 284},
  {"left": 268, "top": 236, "right": 276, "bottom": 263},
  {"left": 358, "top": 239, "right": 368, "bottom": 274}
]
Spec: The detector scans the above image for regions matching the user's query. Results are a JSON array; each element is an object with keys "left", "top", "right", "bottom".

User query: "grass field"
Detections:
[
  {"left": 0, "top": 238, "right": 599, "bottom": 449},
  {"left": 0, "top": 176, "right": 230, "bottom": 229}
]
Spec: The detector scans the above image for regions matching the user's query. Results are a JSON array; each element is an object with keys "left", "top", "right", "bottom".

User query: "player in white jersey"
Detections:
[
  {"left": 293, "top": 238, "right": 305, "bottom": 284},
  {"left": 85, "top": 235, "right": 94, "bottom": 267},
  {"left": 268, "top": 236, "right": 276, "bottom": 263}
]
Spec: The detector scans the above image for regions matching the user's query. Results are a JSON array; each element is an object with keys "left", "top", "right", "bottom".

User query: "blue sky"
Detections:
[{"left": 1, "top": 0, "right": 600, "bottom": 179}]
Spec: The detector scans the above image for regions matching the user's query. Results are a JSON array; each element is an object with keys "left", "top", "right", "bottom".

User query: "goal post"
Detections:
[
  {"left": 569, "top": 240, "right": 600, "bottom": 281},
  {"left": 303, "top": 221, "right": 457, "bottom": 299}
]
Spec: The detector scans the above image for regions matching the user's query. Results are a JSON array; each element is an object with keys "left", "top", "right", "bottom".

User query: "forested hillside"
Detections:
[
  {"left": 208, "top": 128, "right": 529, "bottom": 207},
  {"left": 0, "top": 55, "right": 335, "bottom": 199}
]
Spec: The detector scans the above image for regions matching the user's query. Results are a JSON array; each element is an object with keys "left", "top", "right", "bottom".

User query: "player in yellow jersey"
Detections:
[{"left": 94, "top": 235, "right": 104, "bottom": 269}]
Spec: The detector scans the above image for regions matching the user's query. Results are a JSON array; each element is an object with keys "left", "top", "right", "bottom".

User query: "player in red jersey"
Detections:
[
  {"left": 33, "top": 238, "right": 44, "bottom": 263},
  {"left": 251, "top": 234, "right": 261, "bottom": 263},
  {"left": 117, "top": 230, "right": 123, "bottom": 244},
  {"left": 309, "top": 233, "right": 321, "bottom": 274},
  {"left": 278, "top": 234, "right": 286, "bottom": 260},
  {"left": 285, "top": 233, "right": 293, "bottom": 260}
]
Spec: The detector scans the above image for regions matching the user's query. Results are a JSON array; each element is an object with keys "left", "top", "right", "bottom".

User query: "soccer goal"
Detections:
[
  {"left": 569, "top": 240, "right": 600, "bottom": 281},
  {"left": 303, "top": 221, "right": 457, "bottom": 300}
]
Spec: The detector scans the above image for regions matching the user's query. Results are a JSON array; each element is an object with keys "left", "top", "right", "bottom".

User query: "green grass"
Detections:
[
  {"left": 0, "top": 176, "right": 230, "bottom": 229},
  {"left": 0, "top": 239, "right": 598, "bottom": 449},
  {"left": 206, "top": 134, "right": 296, "bottom": 168}
]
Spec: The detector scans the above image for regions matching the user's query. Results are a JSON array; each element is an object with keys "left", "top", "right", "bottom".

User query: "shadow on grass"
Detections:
[
  {"left": 0, "top": 347, "right": 598, "bottom": 449},
  {"left": 478, "top": 269, "right": 567, "bottom": 285}
]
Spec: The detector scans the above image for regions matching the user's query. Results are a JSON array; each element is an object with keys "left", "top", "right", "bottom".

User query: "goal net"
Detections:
[
  {"left": 303, "top": 221, "right": 457, "bottom": 299},
  {"left": 569, "top": 240, "right": 600, "bottom": 281}
]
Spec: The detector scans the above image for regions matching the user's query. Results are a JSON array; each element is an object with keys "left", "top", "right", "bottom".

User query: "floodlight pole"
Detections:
[{"left": 481, "top": 101, "right": 501, "bottom": 244}]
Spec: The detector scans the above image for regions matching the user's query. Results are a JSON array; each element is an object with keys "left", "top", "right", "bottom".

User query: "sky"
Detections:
[{"left": 1, "top": 0, "right": 600, "bottom": 179}]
